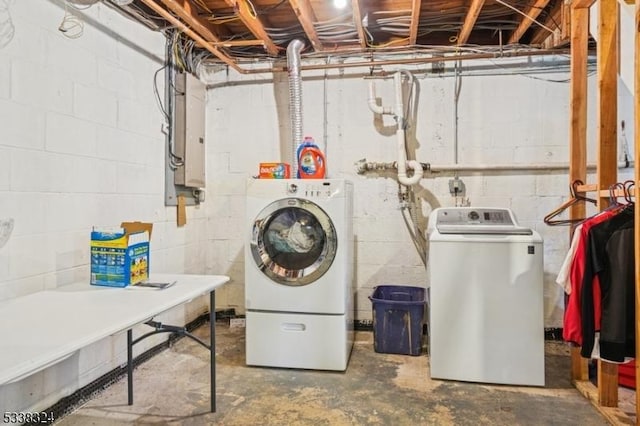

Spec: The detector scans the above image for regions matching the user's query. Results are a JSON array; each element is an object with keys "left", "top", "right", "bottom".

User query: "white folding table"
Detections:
[{"left": 0, "top": 273, "right": 230, "bottom": 413}]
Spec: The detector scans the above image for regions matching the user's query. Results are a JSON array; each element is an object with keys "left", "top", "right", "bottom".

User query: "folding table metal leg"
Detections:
[
  {"left": 210, "top": 290, "right": 216, "bottom": 413},
  {"left": 127, "top": 329, "right": 133, "bottom": 405}
]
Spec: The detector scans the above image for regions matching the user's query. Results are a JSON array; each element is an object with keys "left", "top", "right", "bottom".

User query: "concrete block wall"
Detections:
[
  {"left": 0, "top": 0, "right": 210, "bottom": 413},
  {"left": 202, "top": 57, "right": 635, "bottom": 329}
]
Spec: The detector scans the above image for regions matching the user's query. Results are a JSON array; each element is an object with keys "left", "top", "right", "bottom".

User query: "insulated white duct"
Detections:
[
  {"left": 367, "top": 71, "right": 423, "bottom": 186},
  {"left": 287, "top": 39, "right": 305, "bottom": 175}
]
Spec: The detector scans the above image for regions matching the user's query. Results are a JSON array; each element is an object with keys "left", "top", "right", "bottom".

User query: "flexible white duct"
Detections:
[{"left": 287, "top": 39, "right": 305, "bottom": 175}]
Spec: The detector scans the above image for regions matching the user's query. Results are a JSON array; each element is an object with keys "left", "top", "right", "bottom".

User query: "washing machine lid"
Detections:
[
  {"left": 434, "top": 208, "right": 533, "bottom": 235},
  {"left": 249, "top": 197, "right": 337, "bottom": 286}
]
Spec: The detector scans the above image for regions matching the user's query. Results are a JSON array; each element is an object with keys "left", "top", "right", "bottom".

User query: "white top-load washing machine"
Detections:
[
  {"left": 245, "top": 179, "right": 354, "bottom": 371},
  {"left": 427, "top": 207, "right": 544, "bottom": 386}
]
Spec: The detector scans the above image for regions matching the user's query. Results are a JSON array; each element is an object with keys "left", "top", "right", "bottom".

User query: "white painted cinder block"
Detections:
[
  {"left": 1, "top": 0, "right": 210, "bottom": 413},
  {"left": 45, "top": 112, "right": 97, "bottom": 157},
  {"left": 0, "top": 99, "right": 46, "bottom": 150},
  {"left": 11, "top": 59, "right": 74, "bottom": 114},
  {"left": 73, "top": 83, "right": 118, "bottom": 127},
  {"left": 0, "top": 61, "right": 9, "bottom": 100}
]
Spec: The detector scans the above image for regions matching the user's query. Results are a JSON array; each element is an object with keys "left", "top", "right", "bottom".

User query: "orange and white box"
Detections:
[{"left": 259, "top": 163, "right": 291, "bottom": 179}]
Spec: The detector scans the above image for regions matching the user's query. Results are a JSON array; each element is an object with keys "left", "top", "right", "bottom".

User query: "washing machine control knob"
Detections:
[
  {"left": 468, "top": 211, "right": 480, "bottom": 221},
  {"left": 287, "top": 183, "right": 298, "bottom": 194}
]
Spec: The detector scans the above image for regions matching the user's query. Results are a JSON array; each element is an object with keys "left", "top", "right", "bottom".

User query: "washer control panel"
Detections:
[
  {"left": 434, "top": 208, "right": 532, "bottom": 235},
  {"left": 288, "top": 181, "right": 336, "bottom": 199},
  {"left": 437, "top": 208, "right": 514, "bottom": 226}
]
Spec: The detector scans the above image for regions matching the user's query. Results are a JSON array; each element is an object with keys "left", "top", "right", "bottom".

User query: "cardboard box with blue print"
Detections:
[{"left": 90, "top": 222, "right": 153, "bottom": 287}]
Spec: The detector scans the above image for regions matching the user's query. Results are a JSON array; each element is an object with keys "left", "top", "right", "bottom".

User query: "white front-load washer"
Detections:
[
  {"left": 427, "top": 207, "right": 545, "bottom": 386},
  {"left": 245, "top": 179, "right": 354, "bottom": 370}
]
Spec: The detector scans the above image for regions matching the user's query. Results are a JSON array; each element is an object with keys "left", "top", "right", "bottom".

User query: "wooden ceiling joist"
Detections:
[
  {"left": 571, "top": 0, "right": 596, "bottom": 8},
  {"left": 288, "top": 0, "right": 323, "bottom": 51},
  {"left": 140, "top": 0, "right": 239, "bottom": 70},
  {"left": 351, "top": 0, "right": 367, "bottom": 48},
  {"left": 224, "top": 0, "right": 279, "bottom": 55},
  {"left": 508, "top": 0, "right": 552, "bottom": 44},
  {"left": 530, "top": 0, "right": 567, "bottom": 47},
  {"left": 457, "top": 0, "right": 485, "bottom": 45},
  {"left": 408, "top": 0, "right": 422, "bottom": 45}
]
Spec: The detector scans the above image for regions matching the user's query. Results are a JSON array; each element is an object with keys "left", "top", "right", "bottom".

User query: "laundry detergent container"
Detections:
[{"left": 369, "top": 285, "right": 426, "bottom": 356}]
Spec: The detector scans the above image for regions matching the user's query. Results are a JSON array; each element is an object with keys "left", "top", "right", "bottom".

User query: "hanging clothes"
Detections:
[
  {"left": 557, "top": 203, "right": 635, "bottom": 362},
  {"left": 560, "top": 208, "right": 618, "bottom": 345},
  {"left": 580, "top": 207, "right": 635, "bottom": 362}
]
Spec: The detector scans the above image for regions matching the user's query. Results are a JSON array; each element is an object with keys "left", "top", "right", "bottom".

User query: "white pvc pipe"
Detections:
[
  {"left": 366, "top": 72, "right": 423, "bottom": 186},
  {"left": 395, "top": 71, "right": 422, "bottom": 186},
  {"left": 367, "top": 81, "right": 392, "bottom": 115}
]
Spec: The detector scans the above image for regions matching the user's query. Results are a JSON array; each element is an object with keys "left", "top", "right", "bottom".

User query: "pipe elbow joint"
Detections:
[{"left": 398, "top": 160, "right": 423, "bottom": 186}]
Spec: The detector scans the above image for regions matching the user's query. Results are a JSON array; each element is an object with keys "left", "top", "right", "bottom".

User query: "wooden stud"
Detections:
[
  {"left": 569, "top": 5, "right": 589, "bottom": 224},
  {"left": 569, "top": 5, "right": 589, "bottom": 382},
  {"left": 634, "top": 0, "right": 640, "bottom": 415},
  {"left": 597, "top": 360, "right": 619, "bottom": 407},
  {"left": 571, "top": 347, "right": 589, "bottom": 381},
  {"left": 596, "top": 0, "right": 619, "bottom": 407},
  {"left": 596, "top": 0, "right": 619, "bottom": 212}
]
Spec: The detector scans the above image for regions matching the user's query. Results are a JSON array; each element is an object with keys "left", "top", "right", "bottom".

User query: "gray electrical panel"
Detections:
[{"left": 174, "top": 72, "right": 206, "bottom": 188}]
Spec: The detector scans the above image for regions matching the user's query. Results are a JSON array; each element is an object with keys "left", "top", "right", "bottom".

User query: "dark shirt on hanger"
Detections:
[{"left": 580, "top": 207, "right": 634, "bottom": 359}]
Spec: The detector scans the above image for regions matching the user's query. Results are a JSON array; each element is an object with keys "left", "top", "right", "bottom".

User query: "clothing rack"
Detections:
[{"left": 568, "top": 0, "right": 639, "bottom": 421}]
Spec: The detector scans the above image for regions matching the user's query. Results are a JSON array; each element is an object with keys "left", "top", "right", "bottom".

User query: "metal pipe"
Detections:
[
  {"left": 428, "top": 162, "right": 629, "bottom": 172},
  {"left": 251, "top": 48, "right": 572, "bottom": 74},
  {"left": 354, "top": 159, "right": 630, "bottom": 174}
]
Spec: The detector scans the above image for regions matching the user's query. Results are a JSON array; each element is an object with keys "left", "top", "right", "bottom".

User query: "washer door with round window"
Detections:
[
  {"left": 246, "top": 195, "right": 348, "bottom": 314},
  {"left": 250, "top": 198, "right": 337, "bottom": 287}
]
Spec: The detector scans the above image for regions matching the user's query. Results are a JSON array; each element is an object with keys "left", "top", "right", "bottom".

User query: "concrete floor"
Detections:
[{"left": 56, "top": 323, "right": 625, "bottom": 425}]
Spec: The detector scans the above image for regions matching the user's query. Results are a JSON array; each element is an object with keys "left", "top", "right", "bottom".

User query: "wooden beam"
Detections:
[
  {"left": 408, "top": 0, "right": 422, "bottom": 45},
  {"left": 569, "top": 4, "right": 589, "bottom": 383},
  {"left": 596, "top": 0, "right": 619, "bottom": 211},
  {"left": 634, "top": 0, "right": 640, "bottom": 415},
  {"left": 571, "top": 0, "right": 596, "bottom": 8},
  {"left": 224, "top": 0, "right": 279, "bottom": 55},
  {"left": 140, "top": 0, "right": 240, "bottom": 71},
  {"left": 508, "top": 0, "right": 551, "bottom": 44},
  {"left": 596, "top": 0, "right": 619, "bottom": 406},
  {"left": 289, "top": 0, "right": 323, "bottom": 51},
  {"left": 457, "top": 0, "right": 485, "bottom": 45},
  {"left": 351, "top": 0, "right": 367, "bottom": 48},
  {"left": 569, "top": 4, "right": 589, "bottom": 253},
  {"left": 530, "top": 0, "right": 565, "bottom": 46}
]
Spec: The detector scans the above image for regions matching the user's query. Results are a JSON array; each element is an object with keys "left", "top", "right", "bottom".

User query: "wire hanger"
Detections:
[
  {"left": 543, "top": 180, "right": 597, "bottom": 226},
  {"left": 623, "top": 180, "right": 635, "bottom": 205}
]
